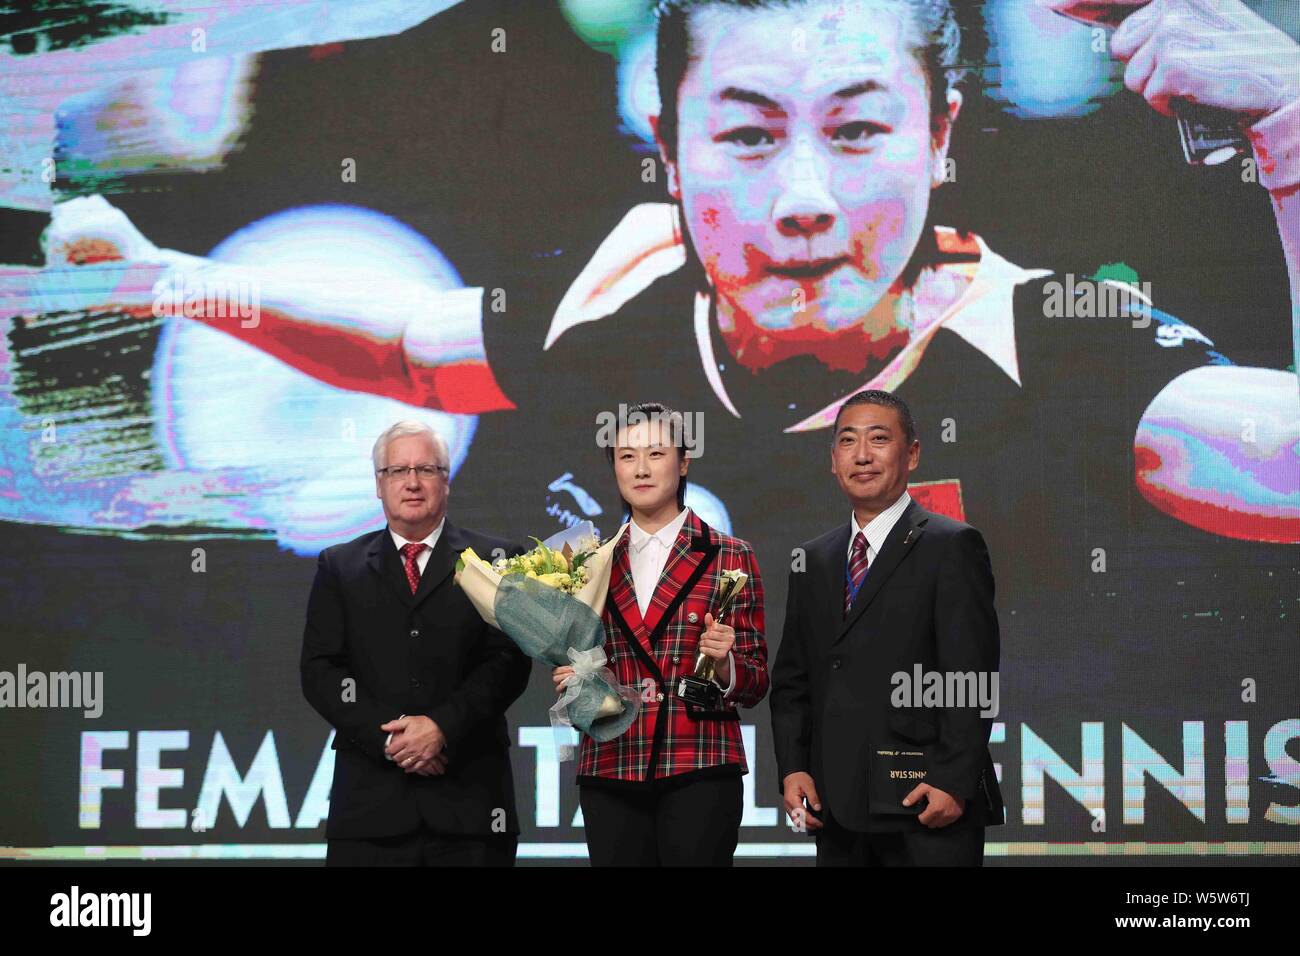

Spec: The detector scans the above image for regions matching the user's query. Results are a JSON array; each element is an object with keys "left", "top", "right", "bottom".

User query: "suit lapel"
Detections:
[
  {"left": 411, "top": 520, "right": 458, "bottom": 608},
  {"left": 816, "top": 524, "right": 852, "bottom": 647},
  {"left": 643, "top": 512, "right": 718, "bottom": 647},
  {"left": 608, "top": 532, "right": 653, "bottom": 657},
  {"left": 367, "top": 527, "right": 413, "bottom": 608},
  {"left": 836, "top": 501, "right": 928, "bottom": 643},
  {"left": 366, "top": 520, "right": 458, "bottom": 610}
]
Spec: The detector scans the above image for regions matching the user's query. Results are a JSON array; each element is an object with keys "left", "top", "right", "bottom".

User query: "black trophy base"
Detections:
[{"left": 675, "top": 674, "right": 721, "bottom": 709}]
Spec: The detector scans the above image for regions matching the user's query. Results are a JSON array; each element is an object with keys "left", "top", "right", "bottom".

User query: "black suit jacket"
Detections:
[
  {"left": 300, "top": 520, "right": 531, "bottom": 840},
  {"left": 771, "top": 500, "right": 1005, "bottom": 833}
]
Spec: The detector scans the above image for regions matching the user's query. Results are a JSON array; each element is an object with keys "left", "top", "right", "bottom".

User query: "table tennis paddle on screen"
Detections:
[{"left": 1048, "top": 0, "right": 1290, "bottom": 166}]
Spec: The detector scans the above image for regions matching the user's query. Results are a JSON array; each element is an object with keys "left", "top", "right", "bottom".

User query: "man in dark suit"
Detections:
[
  {"left": 771, "top": 390, "right": 1004, "bottom": 866},
  {"left": 301, "top": 419, "right": 530, "bottom": 866}
]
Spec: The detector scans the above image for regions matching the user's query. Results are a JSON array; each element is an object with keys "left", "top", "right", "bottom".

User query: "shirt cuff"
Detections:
[
  {"left": 712, "top": 651, "right": 737, "bottom": 698},
  {"left": 383, "top": 714, "right": 407, "bottom": 761},
  {"left": 1247, "top": 97, "right": 1300, "bottom": 193}
]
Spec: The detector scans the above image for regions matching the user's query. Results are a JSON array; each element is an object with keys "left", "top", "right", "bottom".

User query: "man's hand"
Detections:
[
  {"left": 411, "top": 753, "right": 448, "bottom": 776},
  {"left": 382, "top": 715, "right": 446, "bottom": 774},
  {"left": 782, "top": 771, "right": 824, "bottom": 832},
  {"left": 903, "top": 783, "right": 965, "bottom": 828},
  {"left": 699, "top": 613, "right": 735, "bottom": 686},
  {"left": 1102, "top": 0, "right": 1300, "bottom": 122}
]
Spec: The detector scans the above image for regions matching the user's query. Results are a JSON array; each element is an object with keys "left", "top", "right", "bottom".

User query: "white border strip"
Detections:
[{"left": 3, "top": 842, "right": 1299, "bottom": 861}]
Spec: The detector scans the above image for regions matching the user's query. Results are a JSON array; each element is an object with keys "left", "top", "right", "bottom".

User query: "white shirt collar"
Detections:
[
  {"left": 849, "top": 491, "right": 912, "bottom": 559},
  {"left": 389, "top": 518, "right": 445, "bottom": 554},
  {"left": 692, "top": 230, "right": 1052, "bottom": 433},
  {"left": 542, "top": 210, "right": 1052, "bottom": 434},
  {"left": 629, "top": 507, "right": 689, "bottom": 554}
]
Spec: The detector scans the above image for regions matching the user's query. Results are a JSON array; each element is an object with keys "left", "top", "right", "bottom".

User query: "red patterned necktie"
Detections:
[
  {"left": 400, "top": 542, "right": 427, "bottom": 594},
  {"left": 844, "top": 531, "right": 869, "bottom": 615}
]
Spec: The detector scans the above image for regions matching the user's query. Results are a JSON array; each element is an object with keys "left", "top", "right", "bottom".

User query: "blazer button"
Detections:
[
  {"left": 831, "top": 659, "right": 842, "bottom": 670},
  {"left": 672, "top": 655, "right": 680, "bottom": 664},
  {"left": 410, "top": 678, "right": 422, "bottom": 688},
  {"left": 687, "top": 612, "right": 698, "bottom": 624},
  {"left": 409, "top": 629, "right": 420, "bottom": 639},
  {"left": 656, "top": 692, "right": 664, "bottom": 702}
]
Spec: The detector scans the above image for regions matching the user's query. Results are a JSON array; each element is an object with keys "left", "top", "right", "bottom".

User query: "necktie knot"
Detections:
[
  {"left": 852, "top": 531, "right": 868, "bottom": 555},
  {"left": 400, "top": 542, "right": 426, "bottom": 562}
]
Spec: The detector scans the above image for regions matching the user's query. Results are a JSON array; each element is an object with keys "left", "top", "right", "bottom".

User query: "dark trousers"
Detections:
[
  {"left": 326, "top": 824, "right": 517, "bottom": 866},
  {"left": 815, "top": 805, "right": 985, "bottom": 867},
  {"left": 579, "top": 775, "right": 743, "bottom": 867}
]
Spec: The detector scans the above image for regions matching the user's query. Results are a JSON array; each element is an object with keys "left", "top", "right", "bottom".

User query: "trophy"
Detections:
[{"left": 676, "top": 569, "right": 748, "bottom": 708}]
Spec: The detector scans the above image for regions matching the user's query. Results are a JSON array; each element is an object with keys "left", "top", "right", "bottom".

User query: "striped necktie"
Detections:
[{"left": 844, "top": 531, "right": 869, "bottom": 615}]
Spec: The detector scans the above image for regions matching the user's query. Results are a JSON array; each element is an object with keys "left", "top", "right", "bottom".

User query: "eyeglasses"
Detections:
[{"left": 377, "top": 464, "right": 449, "bottom": 481}]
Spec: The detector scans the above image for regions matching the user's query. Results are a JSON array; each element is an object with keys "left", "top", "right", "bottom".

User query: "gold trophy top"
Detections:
[
  {"left": 711, "top": 568, "right": 748, "bottom": 625},
  {"left": 691, "top": 569, "right": 749, "bottom": 681}
]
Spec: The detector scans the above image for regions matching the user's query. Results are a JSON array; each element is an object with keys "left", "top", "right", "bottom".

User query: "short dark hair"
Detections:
[
  {"left": 654, "top": 0, "right": 968, "bottom": 294},
  {"left": 832, "top": 389, "right": 918, "bottom": 446},
  {"left": 655, "top": 0, "right": 966, "bottom": 164},
  {"left": 603, "top": 401, "right": 690, "bottom": 511}
]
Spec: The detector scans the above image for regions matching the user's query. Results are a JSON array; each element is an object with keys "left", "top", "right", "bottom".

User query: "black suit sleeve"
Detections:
[
  {"left": 300, "top": 549, "right": 399, "bottom": 764},
  {"left": 770, "top": 564, "right": 812, "bottom": 794},
  {"left": 427, "top": 622, "right": 530, "bottom": 747},
  {"left": 426, "top": 536, "right": 531, "bottom": 746},
  {"left": 927, "top": 527, "right": 1000, "bottom": 801}
]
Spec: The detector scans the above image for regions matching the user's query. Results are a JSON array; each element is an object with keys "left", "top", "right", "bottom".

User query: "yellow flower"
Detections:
[
  {"left": 460, "top": 547, "right": 489, "bottom": 570},
  {"left": 536, "top": 572, "right": 572, "bottom": 589}
]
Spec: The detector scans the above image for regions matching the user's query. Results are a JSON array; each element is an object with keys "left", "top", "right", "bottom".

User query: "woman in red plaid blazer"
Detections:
[{"left": 553, "top": 402, "right": 769, "bottom": 866}]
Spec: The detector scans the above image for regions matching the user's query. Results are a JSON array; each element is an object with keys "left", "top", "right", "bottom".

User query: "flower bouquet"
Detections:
[{"left": 455, "top": 521, "right": 638, "bottom": 754}]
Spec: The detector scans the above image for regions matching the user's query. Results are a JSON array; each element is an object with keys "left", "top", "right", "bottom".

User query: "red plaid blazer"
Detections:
[{"left": 575, "top": 510, "right": 769, "bottom": 787}]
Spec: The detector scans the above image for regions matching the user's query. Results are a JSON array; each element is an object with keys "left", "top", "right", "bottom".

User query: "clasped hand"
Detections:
[{"left": 381, "top": 715, "right": 447, "bottom": 776}]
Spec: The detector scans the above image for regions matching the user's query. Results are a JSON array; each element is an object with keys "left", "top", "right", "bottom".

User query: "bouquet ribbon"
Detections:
[
  {"left": 566, "top": 645, "right": 607, "bottom": 680},
  {"left": 549, "top": 645, "right": 634, "bottom": 762}
]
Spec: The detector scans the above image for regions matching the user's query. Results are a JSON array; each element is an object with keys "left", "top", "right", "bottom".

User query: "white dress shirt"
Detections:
[
  {"left": 384, "top": 519, "right": 445, "bottom": 760},
  {"left": 389, "top": 519, "right": 445, "bottom": 575},
  {"left": 628, "top": 508, "right": 736, "bottom": 696},
  {"left": 848, "top": 491, "right": 913, "bottom": 568},
  {"left": 628, "top": 508, "right": 690, "bottom": 616}
]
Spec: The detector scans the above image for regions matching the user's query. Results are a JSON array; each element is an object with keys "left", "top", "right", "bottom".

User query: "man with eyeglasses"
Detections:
[{"left": 300, "top": 419, "right": 530, "bottom": 866}]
